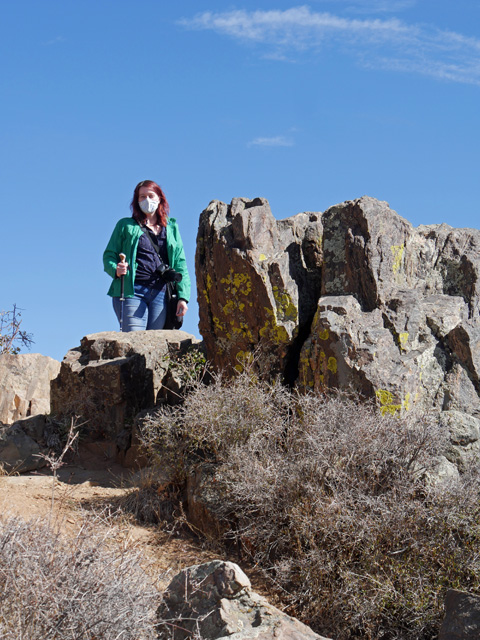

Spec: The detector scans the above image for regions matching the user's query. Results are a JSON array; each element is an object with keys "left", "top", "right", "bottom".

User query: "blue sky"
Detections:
[{"left": 1, "top": 0, "right": 479, "bottom": 361}]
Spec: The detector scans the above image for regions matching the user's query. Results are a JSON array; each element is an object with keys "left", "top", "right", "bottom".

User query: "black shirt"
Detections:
[{"left": 134, "top": 226, "right": 169, "bottom": 290}]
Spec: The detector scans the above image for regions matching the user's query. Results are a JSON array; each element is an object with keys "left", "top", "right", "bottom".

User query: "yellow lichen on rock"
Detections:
[
  {"left": 375, "top": 388, "right": 409, "bottom": 416},
  {"left": 235, "top": 350, "right": 254, "bottom": 372},
  {"left": 327, "top": 357, "right": 337, "bottom": 374},
  {"left": 202, "top": 274, "right": 213, "bottom": 304},
  {"left": 220, "top": 269, "right": 252, "bottom": 296},
  {"left": 272, "top": 286, "right": 298, "bottom": 323},
  {"left": 231, "top": 323, "right": 254, "bottom": 341},
  {"left": 259, "top": 309, "right": 290, "bottom": 345},
  {"left": 399, "top": 332, "right": 409, "bottom": 349},
  {"left": 376, "top": 389, "right": 393, "bottom": 406},
  {"left": 211, "top": 270, "right": 257, "bottom": 346},
  {"left": 213, "top": 316, "right": 225, "bottom": 334},
  {"left": 298, "top": 353, "right": 311, "bottom": 387},
  {"left": 223, "top": 300, "right": 236, "bottom": 315},
  {"left": 381, "top": 402, "right": 402, "bottom": 416},
  {"left": 391, "top": 244, "right": 404, "bottom": 274}
]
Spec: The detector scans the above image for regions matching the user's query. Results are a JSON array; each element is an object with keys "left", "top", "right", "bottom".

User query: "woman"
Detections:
[{"left": 103, "top": 180, "right": 190, "bottom": 331}]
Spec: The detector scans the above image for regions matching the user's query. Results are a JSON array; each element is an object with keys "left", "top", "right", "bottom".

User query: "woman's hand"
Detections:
[
  {"left": 116, "top": 261, "right": 128, "bottom": 277},
  {"left": 176, "top": 300, "right": 188, "bottom": 317}
]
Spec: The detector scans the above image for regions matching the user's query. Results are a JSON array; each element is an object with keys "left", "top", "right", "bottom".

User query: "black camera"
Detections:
[{"left": 157, "top": 263, "right": 183, "bottom": 283}]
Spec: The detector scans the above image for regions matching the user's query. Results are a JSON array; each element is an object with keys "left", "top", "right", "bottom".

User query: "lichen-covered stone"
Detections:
[
  {"left": 298, "top": 292, "right": 459, "bottom": 413},
  {"left": 196, "top": 198, "right": 322, "bottom": 377},
  {"left": 320, "top": 196, "right": 414, "bottom": 309},
  {"left": 157, "top": 560, "right": 331, "bottom": 640},
  {"left": 196, "top": 193, "right": 480, "bottom": 469},
  {"left": 297, "top": 197, "right": 480, "bottom": 420}
]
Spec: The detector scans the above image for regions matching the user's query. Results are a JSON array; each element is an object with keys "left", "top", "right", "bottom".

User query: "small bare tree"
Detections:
[
  {"left": 35, "top": 418, "right": 81, "bottom": 518},
  {"left": 0, "top": 304, "right": 34, "bottom": 354}
]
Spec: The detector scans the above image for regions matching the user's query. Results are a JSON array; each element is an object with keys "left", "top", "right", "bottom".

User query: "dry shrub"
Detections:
[
  {"left": 141, "top": 371, "right": 480, "bottom": 640},
  {"left": 140, "top": 372, "right": 291, "bottom": 469},
  {"left": 118, "top": 468, "right": 185, "bottom": 528},
  {"left": 0, "top": 515, "right": 159, "bottom": 639}
]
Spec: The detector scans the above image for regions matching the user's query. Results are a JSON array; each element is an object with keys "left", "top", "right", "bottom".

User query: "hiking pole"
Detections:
[{"left": 119, "top": 253, "right": 126, "bottom": 332}]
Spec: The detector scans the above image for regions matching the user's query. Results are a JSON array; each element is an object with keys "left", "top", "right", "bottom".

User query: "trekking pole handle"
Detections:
[{"left": 119, "top": 253, "right": 126, "bottom": 263}]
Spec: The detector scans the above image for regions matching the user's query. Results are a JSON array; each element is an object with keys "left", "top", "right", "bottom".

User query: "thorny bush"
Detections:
[
  {"left": 0, "top": 515, "right": 158, "bottom": 640},
  {"left": 140, "top": 370, "right": 480, "bottom": 640}
]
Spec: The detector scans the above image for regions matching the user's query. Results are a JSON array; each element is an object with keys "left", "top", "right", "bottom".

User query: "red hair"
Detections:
[{"left": 131, "top": 180, "right": 170, "bottom": 227}]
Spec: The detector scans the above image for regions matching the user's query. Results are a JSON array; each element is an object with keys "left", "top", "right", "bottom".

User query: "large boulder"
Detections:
[
  {"left": 0, "top": 422, "right": 47, "bottom": 473},
  {"left": 299, "top": 197, "right": 480, "bottom": 418},
  {"left": 298, "top": 292, "right": 465, "bottom": 412},
  {"left": 0, "top": 353, "right": 61, "bottom": 424},
  {"left": 50, "top": 330, "right": 201, "bottom": 442},
  {"left": 157, "top": 560, "right": 331, "bottom": 640},
  {"left": 196, "top": 197, "right": 323, "bottom": 378},
  {"left": 0, "top": 412, "right": 88, "bottom": 474},
  {"left": 320, "top": 197, "right": 480, "bottom": 314}
]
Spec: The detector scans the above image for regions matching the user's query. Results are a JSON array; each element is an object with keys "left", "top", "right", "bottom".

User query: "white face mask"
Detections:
[{"left": 139, "top": 197, "right": 159, "bottom": 214}]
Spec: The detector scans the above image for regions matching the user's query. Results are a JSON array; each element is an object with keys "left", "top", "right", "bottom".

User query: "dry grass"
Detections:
[{"left": 140, "top": 370, "right": 480, "bottom": 640}]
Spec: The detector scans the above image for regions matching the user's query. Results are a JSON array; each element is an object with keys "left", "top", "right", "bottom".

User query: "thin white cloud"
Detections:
[
  {"left": 247, "top": 136, "right": 295, "bottom": 148},
  {"left": 180, "top": 8, "right": 413, "bottom": 44},
  {"left": 344, "top": 0, "right": 417, "bottom": 12},
  {"left": 310, "top": 0, "right": 417, "bottom": 12},
  {"left": 43, "top": 36, "right": 66, "bottom": 46},
  {"left": 179, "top": 6, "right": 480, "bottom": 86}
]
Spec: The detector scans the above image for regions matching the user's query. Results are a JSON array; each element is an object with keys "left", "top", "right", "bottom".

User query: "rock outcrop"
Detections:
[
  {"left": 299, "top": 197, "right": 480, "bottom": 417},
  {"left": 157, "top": 560, "right": 331, "bottom": 640},
  {"left": 196, "top": 197, "right": 323, "bottom": 379},
  {"left": 50, "top": 330, "right": 201, "bottom": 442},
  {"left": 0, "top": 353, "right": 60, "bottom": 424},
  {"left": 196, "top": 196, "right": 480, "bottom": 428}
]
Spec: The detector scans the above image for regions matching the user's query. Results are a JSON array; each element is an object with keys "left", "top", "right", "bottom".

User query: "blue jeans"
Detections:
[{"left": 113, "top": 284, "right": 167, "bottom": 331}]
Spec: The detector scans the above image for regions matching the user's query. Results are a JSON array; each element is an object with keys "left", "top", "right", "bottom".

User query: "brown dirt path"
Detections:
[{"left": 0, "top": 449, "right": 275, "bottom": 598}]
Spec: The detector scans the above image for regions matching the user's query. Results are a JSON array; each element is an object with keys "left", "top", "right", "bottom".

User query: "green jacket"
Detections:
[{"left": 103, "top": 217, "right": 191, "bottom": 302}]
